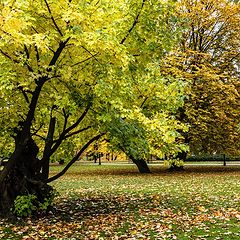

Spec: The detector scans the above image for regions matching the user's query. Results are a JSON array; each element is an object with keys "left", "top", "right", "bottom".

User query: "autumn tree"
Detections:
[
  {"left": 162, "top": 0, "right": 240, "bottom": 158},
  {"left": 0, "top": 0, "right": 187, "bottom": 213}
]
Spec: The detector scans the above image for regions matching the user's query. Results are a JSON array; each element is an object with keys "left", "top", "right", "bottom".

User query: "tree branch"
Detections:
[
  {"left": 48, "top": 38, "right": 71, "bottom": 67},
  {"left": 44, "top": 0, "right": 63, "bottom": 36},
  {"left": 62, "top": 108, "right": 69, "bottom": 132},
  {"left": 120, "top": 0, "right": 146, "bottom": 45},
  {"left": 24, "top": 45, "right": 34, "bottom": 72},
  {"left": 45, "top": 133, "right": 105, "bottom": 183},
  {"left": 62, "top": 126, "right": 92, "bottom": 140},
  {"left": 17, "top": 85, "right": 30, "bottom": 104},
  {"left": 81, "top": 46, "right": 101, "bottom": 64},
  {"left": 71, "top": 53, "right": 99, "bottom": 67},
  {"left": 50, "top": 103, "right": 91, "bottom": 155},
  {"left": 41, "top": 116, "right": 56, "bottom": 179},
  {"left": 0, "top": 49, "right": 19, "bottom": 63},
  {"left": 65, "top": 103, "right": 91, "bottom": 133}
]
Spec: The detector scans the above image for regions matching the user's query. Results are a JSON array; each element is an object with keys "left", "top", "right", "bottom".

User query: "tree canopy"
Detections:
[
  {"left": 0, "top": 0, "right": 188, "bottom": 212},
  {"left": 162, "top": 0, "right": 240, "bottom": 155}
]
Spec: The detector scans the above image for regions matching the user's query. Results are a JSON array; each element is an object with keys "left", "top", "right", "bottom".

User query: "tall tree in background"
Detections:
[
  {"left": 0, "top": 0, "right": 187, "bottom": 213},
  {"left": 162, "top": 0, "right": 240, "bottom": 157}
]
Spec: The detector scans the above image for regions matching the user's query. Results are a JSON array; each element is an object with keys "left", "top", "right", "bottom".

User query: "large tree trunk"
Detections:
[
  {"left": 0, "top": 128, "right": 52, "bottom": 214},
  {"left": 131, "top": 158, "right": 151, "bottom": 173}
]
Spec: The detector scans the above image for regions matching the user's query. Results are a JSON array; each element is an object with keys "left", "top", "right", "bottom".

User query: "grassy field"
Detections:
[{"left": 1, "top": 164, "right": 240, "bottom": 239}]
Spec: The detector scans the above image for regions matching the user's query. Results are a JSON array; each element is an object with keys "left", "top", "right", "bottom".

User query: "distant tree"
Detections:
[{"left": 162, "top": 0, "right": 240, "bottom": 158}]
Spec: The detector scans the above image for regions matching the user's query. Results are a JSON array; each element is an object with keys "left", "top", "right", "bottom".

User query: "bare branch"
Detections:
[
  {"left": 31, "top": 123, "right": 44, "bottom": 138},
  {"left": 62, "top": 126, "right": 92, "bottom": 140},
  {"left": 0, "top": 49, "right": 19, "bottom": 63},
  {"left": 64, "top": 102, "right": 92, "bottom": 134},
  {"left": 24, "top": 45, "right": 34, "bottom": 72},
  {"left": 34, "top": 134, "right": 46, "bottom": 141},
  {"left": 81, "top": 46, "right": 101, "bottom": 64},
  {"left": 50, "top": 103, "right": 91, "bottom": 155},
  {"left": 62, "top": 108, "right": 69, "bottom": 132},
  {"left": 45, "top": 133, "right": 105, "bottom": 183}
]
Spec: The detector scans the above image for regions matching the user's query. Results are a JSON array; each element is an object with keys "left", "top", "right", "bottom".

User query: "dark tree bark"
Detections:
[
  {"left": 131, "top": 157, "right": 151, "bottom": 173},
  {"left": 114, "top": 144, "right": 151, "bottom": 174},
  {"left": 0, "top": 38, "right": 75, "bottom": 215},
  {"left": 0, "top": 125, "right": 52, "bottom": 213},
  {"left": 176, "top": 151, "right": 187, "bottom": 161}
]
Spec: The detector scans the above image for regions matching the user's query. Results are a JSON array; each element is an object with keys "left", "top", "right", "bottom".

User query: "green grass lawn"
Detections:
[{"left": 1, "top": 164, "right": 240, "bottom": 239}]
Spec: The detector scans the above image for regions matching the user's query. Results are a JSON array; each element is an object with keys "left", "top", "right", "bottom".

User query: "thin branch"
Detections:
[
  {"left": 34, "top": 133, "right": 46, "bottom": 141},
  {"left": 44, "top": 0, "right": 63, "bottom": 36},
  {"left": 120, "top": 0, "right": 146, "bottom": 44},
  {"left": 71, "top": 53, "right": 99, "bottom": 67},
  {"left": 140, "top": 96, "right": 149, "bottom": 108},
  {"left": 0, "top": 49, "right": 19, "bottom": 63},
  {"left": 34, "top": 45, "right": 40, "bottom": 62},
  {"left": 64, "top": 102, "right": 92, "bottom": 134},
  {"left": 17, "top": 85, "right": 30, "bottom": 104},
  {"left": 24, "top": 45, "right": 34, "bottom": 72},
  {"left": 62, "top": 108, "right": 69, "bottom": 132},
  {"left": 62, "top": 126, "right": 92, "bottom": 140},
  {"left": 81, "top": 46, "right": 101, "bottom": 64},
  {"left": 50, "top": 103, "right": 91, "bottom": 155},
  {"left": 31, "top": 123, "right": 44, "bottom": 137},
  {"left": 45, "top": 133, "right": 105, "bottom": 183}
]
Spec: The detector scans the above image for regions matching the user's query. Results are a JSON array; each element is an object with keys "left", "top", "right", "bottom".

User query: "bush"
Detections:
[
  {"left": 12, "top": 189, "right": 58, "bottom": 217},
  {"left": 13, "top": 194, "right": 37, "bottom": 217}
]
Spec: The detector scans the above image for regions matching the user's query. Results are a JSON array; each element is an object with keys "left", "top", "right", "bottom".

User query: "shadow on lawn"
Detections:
[{"left": 28, "top": 194, "right": 151, "bottom": 223}]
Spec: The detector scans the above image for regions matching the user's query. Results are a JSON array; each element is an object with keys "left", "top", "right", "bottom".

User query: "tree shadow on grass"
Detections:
[{"left": 53, "top": 194, "right": 152, "bottom": 222}]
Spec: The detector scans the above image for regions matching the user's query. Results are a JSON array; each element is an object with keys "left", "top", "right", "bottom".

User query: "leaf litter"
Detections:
[{"left": 0, "top": 165, "right": 240, "bottom": 239}]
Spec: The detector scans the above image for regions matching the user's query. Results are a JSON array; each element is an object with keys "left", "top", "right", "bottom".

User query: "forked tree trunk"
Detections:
[
  {"left": 0, "top": 141, "right": 51, "bottom": 214},
  {"left": 0, "top": 38, "right": 73, "bottom": 215},
  {"left": 0, "top": 127, "right": 52, "bottom": 214}
]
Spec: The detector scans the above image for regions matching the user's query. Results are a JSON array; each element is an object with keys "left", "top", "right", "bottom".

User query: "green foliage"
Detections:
[
  {"left": 164, "top": 158, "right": 184, "bottom": 169},
  {"left": 13, "top": 194, "right": 37, "bottom": 217},
  {"left": 0, "top": 0, "right": 188, "bottom": 166},
  {"left": 12, "top": 189, "right": 58, "bottom": 217},
  {"left": 39, "top": 189, "right": 59, "bottom": 211}
]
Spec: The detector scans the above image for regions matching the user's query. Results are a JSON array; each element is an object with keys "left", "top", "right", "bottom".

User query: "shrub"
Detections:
[
  {"left": 12, "top": 189, "right": 58, "bottom": 217},
  {"left": 13, "top": 194, "right": 37, "bottom": 217}
]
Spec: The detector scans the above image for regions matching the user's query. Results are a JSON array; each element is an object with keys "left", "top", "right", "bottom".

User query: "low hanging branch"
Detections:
[{"left": 45, "top": 133, "right": 105, "bottom": 183}]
